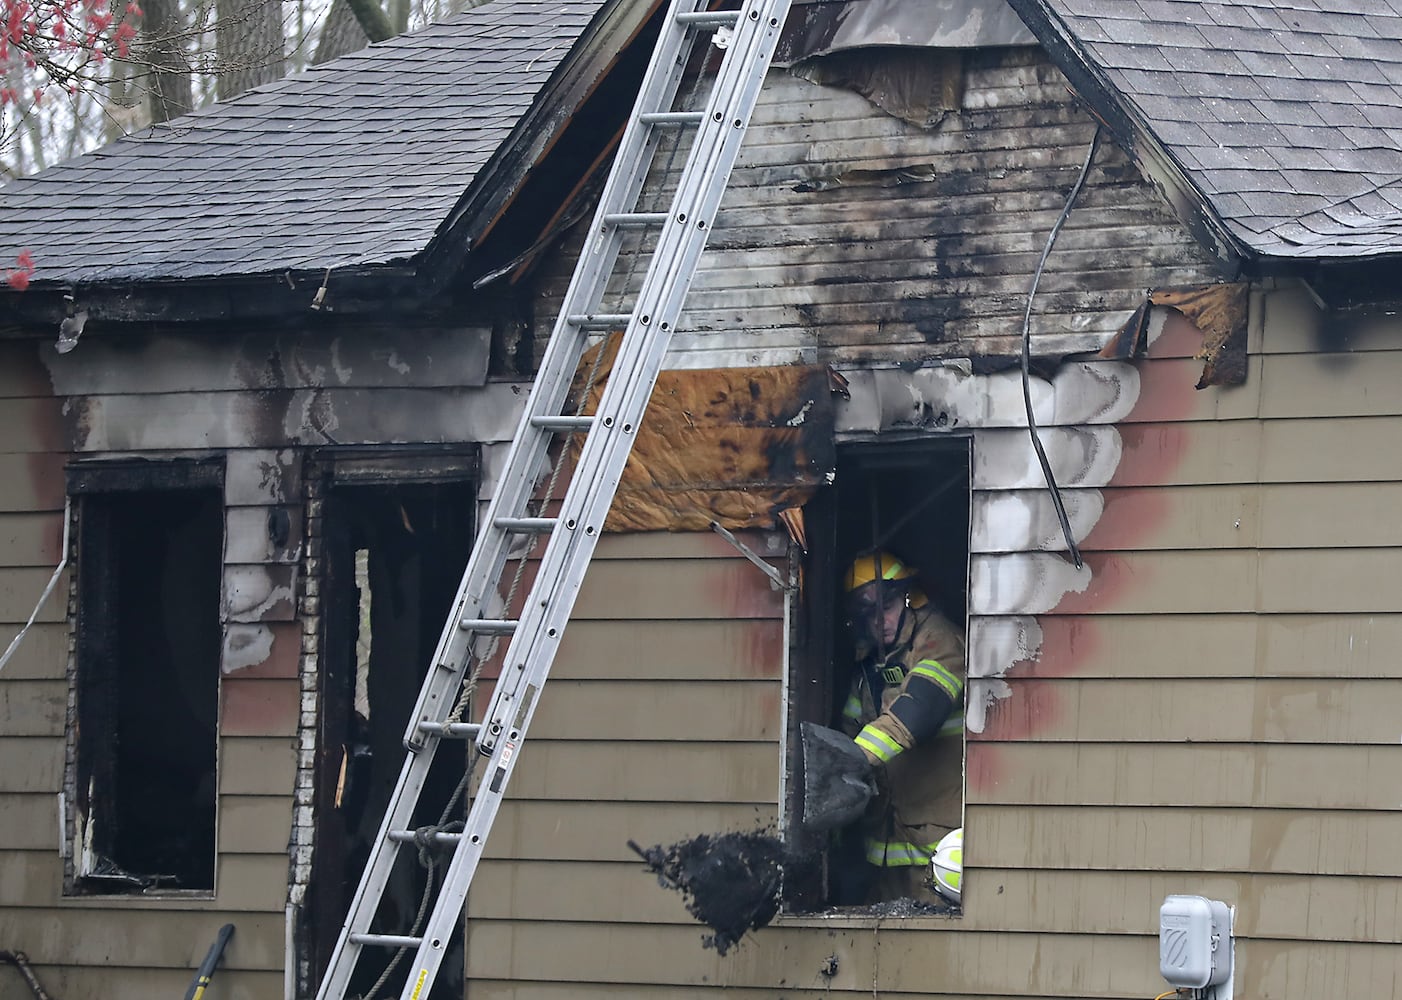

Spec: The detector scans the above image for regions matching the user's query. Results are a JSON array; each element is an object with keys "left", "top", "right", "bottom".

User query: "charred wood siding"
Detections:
[{"left": 532, "top": 49, "right": 1224, "bottom": 370}]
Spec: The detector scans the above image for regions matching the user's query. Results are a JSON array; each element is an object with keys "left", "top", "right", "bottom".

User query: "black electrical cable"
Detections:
[{"left": 1020, "top": 125, "right": 1102, "bottom": 571}]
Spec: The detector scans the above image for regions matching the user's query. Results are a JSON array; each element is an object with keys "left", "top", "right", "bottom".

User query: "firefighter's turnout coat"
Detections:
[{"left": 841, "top": 602, "right": 966, "bottom": 868}]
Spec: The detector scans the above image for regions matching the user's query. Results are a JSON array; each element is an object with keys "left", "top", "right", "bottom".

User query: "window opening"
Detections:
[
  {"left": 69, "top": 469, "right": 224, "bottom": 894},
  {"left": 786, "top": 436, "right": 970, "bottom": 914},
  {"left": 310, "top": 476, "right": 475, "bottom": 1000}
]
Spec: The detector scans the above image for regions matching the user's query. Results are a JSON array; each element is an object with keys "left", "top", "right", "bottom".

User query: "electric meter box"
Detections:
[{"left": 1160, "top": 894, "right": 1232, "bottom": 988}]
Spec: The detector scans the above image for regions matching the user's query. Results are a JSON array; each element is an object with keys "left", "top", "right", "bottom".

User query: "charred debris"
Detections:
[{"left": 629, "top": 830, "right": 955, "bottom": 954}]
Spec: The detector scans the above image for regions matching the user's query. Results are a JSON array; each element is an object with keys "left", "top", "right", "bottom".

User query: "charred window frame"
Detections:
[
  {"left": 785, "top": 435, "right": 971, "bottom": 913},
  {"left": 66, "top": 458, "right": 226, "bottom": 896},
  {"left": 305, "top": 445, "right": 479, "bottom": 999}
]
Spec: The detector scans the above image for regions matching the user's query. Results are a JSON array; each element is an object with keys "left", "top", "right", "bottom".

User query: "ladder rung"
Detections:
[
  {"left": 494, "top": 516, "right": 558, "bottom": 534},
  {"left": 639, "top": 111, "right": 704, "bottom": 127},
  {"left": 459, "top": 618, "right": 517, "bottom": 635},
  {"left": 675, "top": 10, "right": 739, "bottom": 27},
  {"left": 416, "top": 721, "right": 481, "bottom": 738},
  {"left": 389, "top": 830, "right": 464, "bottom": 846},
  {"left": 530, "top": 415, "right": 595, "bottom": 432},
  {"left": 567, "top": 312, "right": 632, "bottom": 330},
  {"left": 602, "top": 212, "right": 668, "bottom": 228},
  {"left": 349, "top": 933, "right": 424, "bottom": 949}
]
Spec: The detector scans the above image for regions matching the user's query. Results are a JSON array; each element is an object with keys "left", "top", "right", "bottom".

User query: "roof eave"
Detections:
[
  {"left": 1005, "top": 0, "right": 1248, "bottom": 278},
  {"left": 0, "top": 264, "right": 420, "bottom": 331}
]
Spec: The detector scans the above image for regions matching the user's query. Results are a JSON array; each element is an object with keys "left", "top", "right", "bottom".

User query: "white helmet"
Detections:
[{"left": 929, "top": 827, "right": 963, "bottom": 904}]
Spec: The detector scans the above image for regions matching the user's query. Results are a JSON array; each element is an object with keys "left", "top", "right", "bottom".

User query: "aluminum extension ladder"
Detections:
[{"left": 315, "top": 0, "right": 792, "bottom": 996}]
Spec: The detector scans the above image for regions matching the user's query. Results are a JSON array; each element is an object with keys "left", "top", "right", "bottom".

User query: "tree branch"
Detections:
[{"left": 344, "top": 0, "right": 392, "bottom": 43}]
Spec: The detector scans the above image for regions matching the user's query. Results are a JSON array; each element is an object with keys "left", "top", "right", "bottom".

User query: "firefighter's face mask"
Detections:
[{"left": 846, "top": 580, "right": 907, "bottom": 648}]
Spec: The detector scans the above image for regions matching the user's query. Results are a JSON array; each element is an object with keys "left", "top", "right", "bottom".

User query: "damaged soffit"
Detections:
[
  {"left": 775, "top": 0, "right": 1036, "bottom": 131},
  {"left": 775, "top": 0, "right": 1036, "bottom": 63},
  {"left": 1008, "top": 0, "right": 1402, "bottom": 266},
  {"left": 0, "top": 0, "right": 652, "bottom": 299}
]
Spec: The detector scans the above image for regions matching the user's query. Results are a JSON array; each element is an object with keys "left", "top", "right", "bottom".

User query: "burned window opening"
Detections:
[
  {"left": 68, "top": 463, "right": 225, "bottom": 895},
  {"left": 309, "top": 471, "right": 476, "bottom": 1000},
  {"left": 786, "top": 435, "right": 970, "bottom": 915}
]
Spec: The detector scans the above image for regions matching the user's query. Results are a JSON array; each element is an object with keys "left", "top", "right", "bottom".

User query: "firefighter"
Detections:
[{"left": 835, "top": 550, "right": 966, "bottom": 903}]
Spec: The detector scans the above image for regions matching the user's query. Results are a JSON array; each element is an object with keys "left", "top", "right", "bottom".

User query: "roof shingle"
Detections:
[
  {"left": 0, "top": 0, "right": 607, "bottom": 286},
  {"left": 1024, "top": 0, "right": 1402, "bottom": 258}
]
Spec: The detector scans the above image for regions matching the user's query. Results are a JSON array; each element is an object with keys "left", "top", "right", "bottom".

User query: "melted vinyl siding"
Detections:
[{"left": 530, "top": 49, "right": 1223, "bottom": 370}]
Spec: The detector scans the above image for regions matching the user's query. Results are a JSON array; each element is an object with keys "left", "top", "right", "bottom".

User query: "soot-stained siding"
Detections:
[
  {"left": 531, "top": 47, "right": 1226, "bottom": 371},
  {"left": 0, "top": 321, "right": 520, "bottom": 996}
]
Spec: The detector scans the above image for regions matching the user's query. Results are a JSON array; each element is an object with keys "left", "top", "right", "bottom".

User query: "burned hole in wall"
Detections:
[
  {"left": 69, "top": 463, "right": 225, "bottom": 894},
  {"left": 310, "top": 465, "right": 476, "bottom": 1000},
  {"left": 785, "top": 436, "right": 970, "bottom": 914}
]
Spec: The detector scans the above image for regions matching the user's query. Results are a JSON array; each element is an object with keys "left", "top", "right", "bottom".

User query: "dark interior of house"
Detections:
[
  {"left": 313, "top": 480, "right": 475, "bottom": 999},
  {"left": 77, "top": 487, "right": 223, "bottom": 892}
]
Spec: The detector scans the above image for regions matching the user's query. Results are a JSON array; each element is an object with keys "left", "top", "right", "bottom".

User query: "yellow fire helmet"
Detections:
[{"left": 843, "top": 550, "right": 918, "bottom": 593}]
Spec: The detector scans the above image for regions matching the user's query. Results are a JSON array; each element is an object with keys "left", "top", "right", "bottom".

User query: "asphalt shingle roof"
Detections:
[
  {"left": 0, "top": 0, "right": 607, "bottom": 285},
  {"left": 1020, "top": 0, "right": 1402, "bottom": 259}
]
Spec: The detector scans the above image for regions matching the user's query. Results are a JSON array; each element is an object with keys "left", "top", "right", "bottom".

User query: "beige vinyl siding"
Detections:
[
  {"left": 0, "top": 850, "right": 337, "bottom": 913},
  {"left": 470, "top": 857, "right": 1398, "bottom": 941},
  {"left": 464, "top": 989, "right": 1124, "bottom": 1000},
  {"left": 0, "top": 342, "right": 75, "bottom": 990},
  {"left": 961, "top": 282, "right": 1402, "bottom": 995},
  {"left": 987, "top": 613, "right": 1402, "bottom": 679},
  {"left": 0, "top": 341, "right": 296, "bottom": 992},
  {"left": 466, "top": 281, "right": 1402, "bottom": 998},
  {"left": 28, "top": 968, "right": 285, "bottom": 1000},
  {"left": 465, "top": 921, "right": 1400, "bottom": 996},
  {"left": 465, "top": 530, "right": 787, "bottom": 994},
  {"left": 984, "top": 742, "right": 1402, "bottom": 809}
]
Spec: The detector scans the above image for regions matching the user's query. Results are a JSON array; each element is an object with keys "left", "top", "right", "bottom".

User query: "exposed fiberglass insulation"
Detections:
[{"left": 568, "top": 335, "right": 836, "bottom": 532}]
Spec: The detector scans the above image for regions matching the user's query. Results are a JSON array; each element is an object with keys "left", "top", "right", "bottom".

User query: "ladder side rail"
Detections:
[
  {"left": 400, "top": 0, "right": 709, "bottom": 752},
  {"left": 392, "top": 3, "right": 791, "bottom": 995}
]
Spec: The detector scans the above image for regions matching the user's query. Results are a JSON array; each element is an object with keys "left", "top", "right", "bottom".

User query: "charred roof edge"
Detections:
[{"left": 415, "top": 0, "right": 667, "bottom": 295}]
